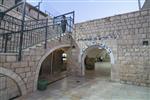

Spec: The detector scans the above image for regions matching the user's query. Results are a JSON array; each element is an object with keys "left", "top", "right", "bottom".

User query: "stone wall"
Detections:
[
  {"left": 0, "top": 0, "right": 47, "bottom": 20},
  {"left": 0, "top": 4, "right": 33, "bottom": 20},
  {"left": 0, "top": 0, "right": 75, "bottom": 99},
  {"left": 0, "top": 1, "right": 150, "bottom": 99},
  {"left": 0, "top": 74, "right": 21, "bottom": 100},
  {"left": 2, "top": 0, "right": 15, "bottom": 8},
  {"left": 0, "top": 35, "right": 72, "bottom": 98},
  {"left": 75, "top": 9, "right": 150, "bottom": 86}
]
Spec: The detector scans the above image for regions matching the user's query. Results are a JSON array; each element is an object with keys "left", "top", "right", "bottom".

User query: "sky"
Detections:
[{"left": 27, "top": 0, "right": 145, "bottom": 23}]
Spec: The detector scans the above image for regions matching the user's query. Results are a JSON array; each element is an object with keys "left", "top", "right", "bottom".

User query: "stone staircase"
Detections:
[
  {"left": 0, "top": 33, "right": 72, "bottom": 99},
  {"left": 0, "top": 10, "right": 75, "bottom": 99}
]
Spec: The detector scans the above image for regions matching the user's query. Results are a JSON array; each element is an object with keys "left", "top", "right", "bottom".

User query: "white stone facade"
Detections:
[
  {"left": 75, "top": 9, "right": 150, "bottom": 87},
  {"left": 0, "top": 35, "right": 73, "bottom": 99}
]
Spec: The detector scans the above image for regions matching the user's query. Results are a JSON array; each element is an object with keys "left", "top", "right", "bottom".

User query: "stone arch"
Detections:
[
  {"left": 34, "top": 44, "right": 71, "bottom": 91},
  {"left": 81, "top": 44, "right": 115, "bottom": 76},
  {"left": 0, "top": 67, "right": 27, "bottom": 95}
]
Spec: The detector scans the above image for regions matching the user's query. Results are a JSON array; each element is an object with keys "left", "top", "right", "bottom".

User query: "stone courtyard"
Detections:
[
  {"left": 17, "top": 62, "right": 150, "bottom": 100},
  {"left": 20, "top": 73, "right": 150, "bottom": 100}
]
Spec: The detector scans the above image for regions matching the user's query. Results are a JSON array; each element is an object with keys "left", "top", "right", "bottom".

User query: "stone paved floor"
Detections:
[{"left": 21, "top": 63, "right": 150, "bottom": 100}]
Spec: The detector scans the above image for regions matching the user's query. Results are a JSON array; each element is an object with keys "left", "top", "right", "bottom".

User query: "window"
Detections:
[{"left": 143, "top": 40, "right": 149, "bottom": 46}]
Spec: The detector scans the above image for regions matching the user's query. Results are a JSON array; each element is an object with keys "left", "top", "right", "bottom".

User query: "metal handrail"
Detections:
[
  {"left": 0, "top": 9, "right": 75, "bottom": 61},
  {"left": 0, "top": 22, "right": 63, "bottom": 52}
]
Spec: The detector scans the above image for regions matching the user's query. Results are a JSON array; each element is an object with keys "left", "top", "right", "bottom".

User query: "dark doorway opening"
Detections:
[{"left": 38, "top": 47, "right": 69, "bottom": 84}]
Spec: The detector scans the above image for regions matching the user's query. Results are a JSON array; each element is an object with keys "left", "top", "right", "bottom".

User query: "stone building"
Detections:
[
  {"left": 0, "top": 0, "right": 150, "bottom": 100},
  {"left": 0, "top": 0, "right": 47, "bottom": 19}
]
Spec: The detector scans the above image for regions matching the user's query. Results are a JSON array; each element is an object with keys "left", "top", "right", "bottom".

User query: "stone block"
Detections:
[
  {"left": 22, "top": 56, "right": 30, "bottom": 61},
  {"left": 141, "top": 10, "right": 148, "bottom": 16},
  {"left": 139, "top": 28, "right": 144, "bottom": 34},
  {"left": 15, "top": 68, "right": 25, "bottom": 73},
  {"left": 0, "top": 76, "right": 6, "bottom": 90},
  {"left": 25, "top": 67, "right": 30, "bottom": 72},
  {"left": 6, "top": 56, "right": 17, "bottom": 62},
  {"left": 121, "top": 15, "right": 128, "bottom": 19},
  {"left": 3, "top": 63, "right": 12, "bottom": 70},
  {"left": 128, "top": 13, "right": 134, "bottom": 18},
  {"left": 23, "top": 78, "right": 28, "bottom": 83},
  {"left": 142, "top": 23, "right": 149, "bottom": 28},
  {"left": 0, "top": 55, "right": 6, "bottom": 63},
  {"left": 134, "top": 12, "right": 140, "bottom": 17},
  {"left": 12, "top": 62, "right": 21, "bottom": 68},
  {"left": 20, "top": 62, "right": 28, "bottom": 67},
  {"left": 26, "top": 72, "right": 32, "bottom": 78},
  {"left": 29, "top": 49, "right": 36, "bottom": 56},
  {"left": 20, "top": 73, "right": 26, "bottom": 78},
  {"left": 0, "top": 90, "right": 8, "bottom": 100}
]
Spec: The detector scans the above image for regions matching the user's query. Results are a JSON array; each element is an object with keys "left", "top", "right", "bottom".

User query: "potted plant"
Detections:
[{"left": 38, "top": 79, "right": 48, "bottom": 91}]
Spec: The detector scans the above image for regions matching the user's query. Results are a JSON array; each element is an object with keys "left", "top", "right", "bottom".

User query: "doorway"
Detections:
[
  {"left": 84, "top": 47, "right": 111, "bottom": 79},
  {"left": 38, "top": 47, "right": 69, "bottom": 83}
]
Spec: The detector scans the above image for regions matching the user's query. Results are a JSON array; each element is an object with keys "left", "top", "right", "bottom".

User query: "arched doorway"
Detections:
[
  {"left": 38, "top": 47, "right": 69, "bottom": 83},
  {"left": 81, "top": 44, "right": 115, "bottom": 79},
  {"left": 0, "top": 74, "right": 21, "bottom": 100},
  {"left": 0, "top": 67, "right": 27, "bottom": 99},
  {"left": 34, "top": 44, "right": 71, "bottom": 91}
]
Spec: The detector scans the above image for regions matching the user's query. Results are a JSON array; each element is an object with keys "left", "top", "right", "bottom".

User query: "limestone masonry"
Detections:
[{"left": 0, "top": 0, "right": 150, "bottom": 99}]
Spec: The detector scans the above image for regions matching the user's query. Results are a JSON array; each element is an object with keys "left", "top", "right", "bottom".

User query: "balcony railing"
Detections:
[{"left": 0, "top": 0, "right": 75, "bottom": 61}]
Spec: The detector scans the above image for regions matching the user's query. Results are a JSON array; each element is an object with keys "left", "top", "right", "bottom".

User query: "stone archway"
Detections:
[
  {"left": 34, "top": 44, "right": 71, "bottom": 91},
  {"left": 81, "top": 44, "right": 115, "bottom": 77},
  {"left": 0, "top": 67, "right": 27, "bottom": 95}
]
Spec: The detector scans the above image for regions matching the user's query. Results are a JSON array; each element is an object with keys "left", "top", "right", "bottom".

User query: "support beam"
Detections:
[
  {"left": 18, "top": 0, "right": 26, "bottom": 61},
  {"left": 138, "top": 0, "right": 141, "bottom": 10}
]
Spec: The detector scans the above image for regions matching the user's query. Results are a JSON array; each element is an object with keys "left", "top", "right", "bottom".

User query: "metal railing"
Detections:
[
  {"left": 0, "top": 17, "right": 63, "bottom": 53},
  {"left": 0, "top": 14, "right": 74, "bottom": 60},
  {"left": 53, "top": 11, "right": 75, "bottom": 33},
  {"left": 0, "top": 14, "right": 22, "bottom": 34},
  {"left": 0, "top": 0, "right": 75, "bottom": 61}
]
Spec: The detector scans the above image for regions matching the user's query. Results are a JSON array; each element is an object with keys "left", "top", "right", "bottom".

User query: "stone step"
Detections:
[{"left": 36, "top": 44, "right": 42, "bottom": 47}]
